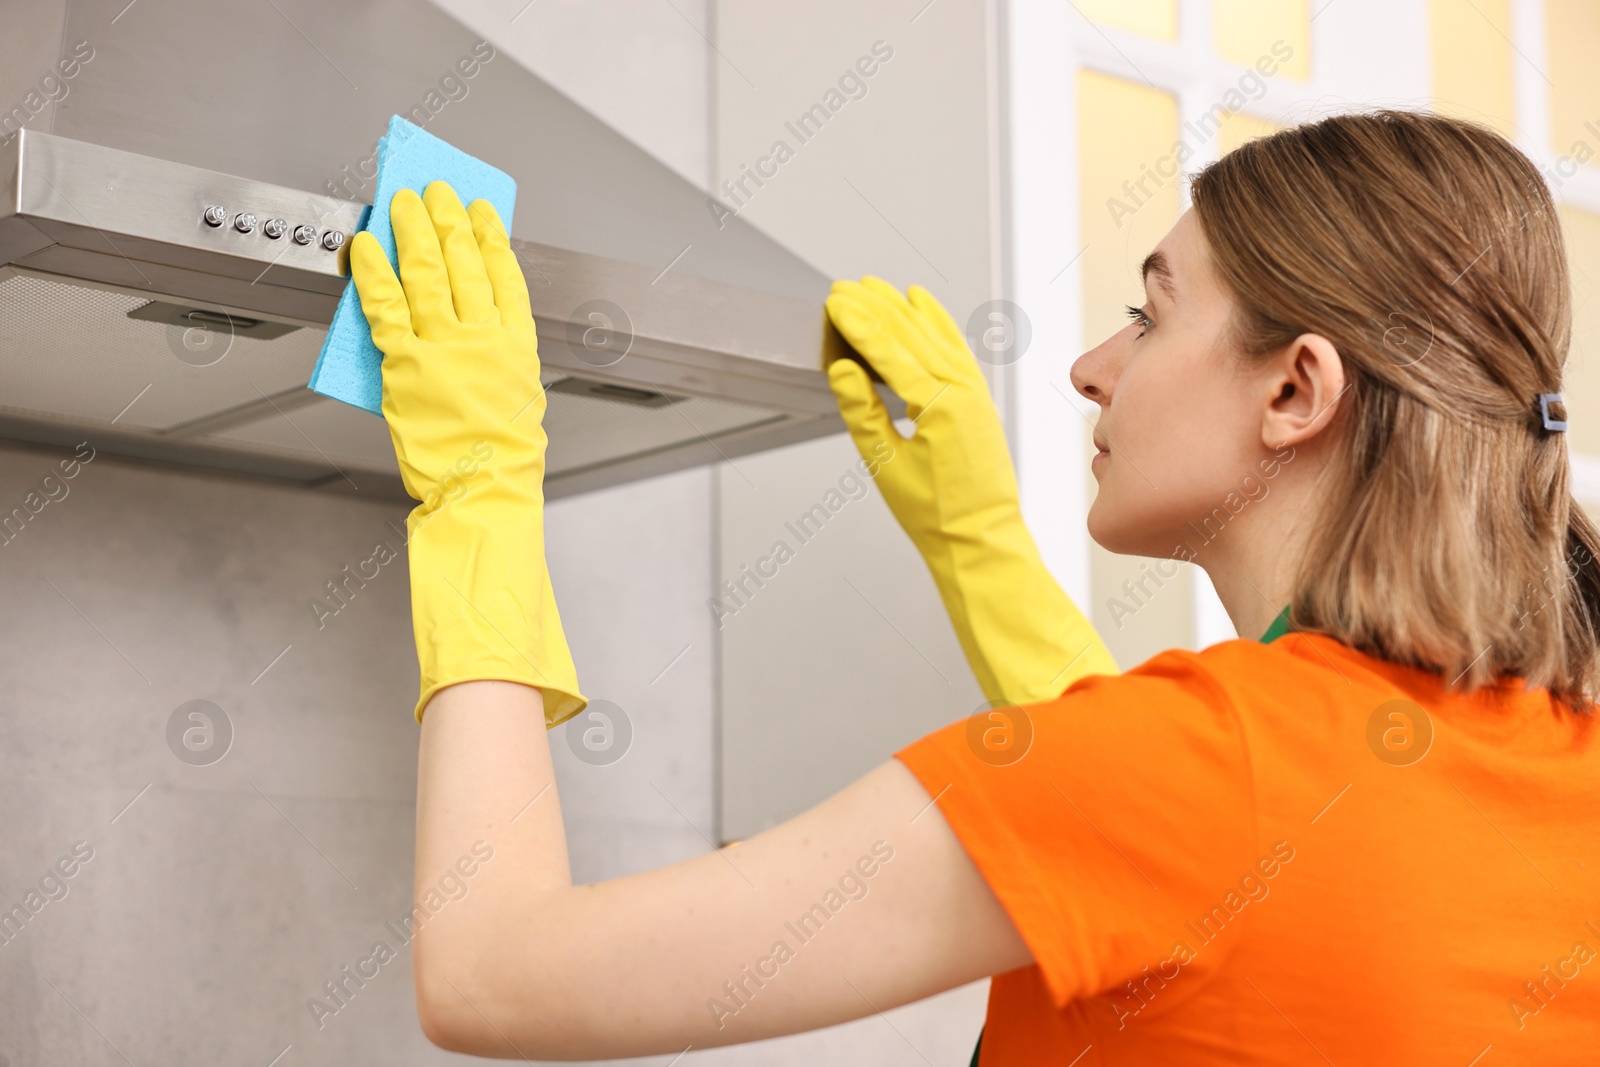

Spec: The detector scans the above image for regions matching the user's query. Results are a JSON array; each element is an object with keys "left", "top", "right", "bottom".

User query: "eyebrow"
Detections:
[{"left": 1141, "top": 250, "right": 1177, "bottom": 302}]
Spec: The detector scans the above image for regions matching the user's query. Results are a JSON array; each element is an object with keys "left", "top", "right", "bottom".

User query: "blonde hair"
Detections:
[{"left": 1190, "top": 109, "right": 1600, "bottom": 707}]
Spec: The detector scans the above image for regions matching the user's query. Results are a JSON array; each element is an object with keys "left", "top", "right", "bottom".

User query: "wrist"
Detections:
[
  {"left": 913, "top": 500, "right": 1030, "bottom": 558},
  {"left": 405, "top": 486, "right": 584, "bottom": 728},
  {"left": 410, "top": 441, "right": 543, "bottom": 518}
]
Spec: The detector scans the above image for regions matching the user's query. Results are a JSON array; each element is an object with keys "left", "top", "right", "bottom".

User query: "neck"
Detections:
[
  {"left": 1191, "top": 454, "right": 1328, "bottom": 642},
  {"left": 1204, "top": 549, "right": 1299, "bottom": 641}
]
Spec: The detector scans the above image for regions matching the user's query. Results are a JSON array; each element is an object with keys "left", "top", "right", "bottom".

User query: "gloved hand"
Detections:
[
  {"left": 825, "top": 277, "right": 1117, "bottom": 705},
  {"left": 350, "top": 181, "right": 586, "bottom": 727}
]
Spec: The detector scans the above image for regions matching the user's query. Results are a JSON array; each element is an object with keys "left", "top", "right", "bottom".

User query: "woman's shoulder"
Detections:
[
  {"left": 1161, "top": 630, "right": 1408, "bottom": 708},
  {"left": 1148, "top": 630, "right": 1593, "bottom": 765},
  {"left": 1057, "top": 631, "right": 1365, "bottom": 715},
  {"left": 1054, "top": 631, "right": 1427, "bottom": 747}
]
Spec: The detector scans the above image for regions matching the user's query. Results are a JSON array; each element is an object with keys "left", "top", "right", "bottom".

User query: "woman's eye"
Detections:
[{"left": 1124, "top": 304, "right": 1152, "bottom": 334}]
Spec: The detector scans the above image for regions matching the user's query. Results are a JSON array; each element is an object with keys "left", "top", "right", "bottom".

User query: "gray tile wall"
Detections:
[
  {"left": 0, "top": 441, "right": 982, "bottom": 1066},
  {"left": 0, "top": 447, "right": 722, "bottom": 1063},
  {"left": 0, "top": 1, "right": 990, "bottom": 1063},
  {"left": 0, "top": 443, "right": 728, "bottom": 1065}
]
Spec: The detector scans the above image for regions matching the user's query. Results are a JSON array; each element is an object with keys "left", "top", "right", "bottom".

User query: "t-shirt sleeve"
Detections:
[{"left": 894, "top": 645, "right": 1255, "bottom": 1009}]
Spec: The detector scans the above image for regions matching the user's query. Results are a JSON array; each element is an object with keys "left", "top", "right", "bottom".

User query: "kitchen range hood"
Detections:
[{"left": 0, "top": 0, "right": 874, "bottom": 501}]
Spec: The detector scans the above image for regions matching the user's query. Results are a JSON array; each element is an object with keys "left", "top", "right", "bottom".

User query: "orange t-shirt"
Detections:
[{"left": 894, "top": 631, "right": 1600, "bottom": 1065}]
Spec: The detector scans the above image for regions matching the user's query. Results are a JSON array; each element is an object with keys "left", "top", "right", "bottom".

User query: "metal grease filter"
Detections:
[{"left": 0, "top": 271, "right": 789, "bottom": 480}]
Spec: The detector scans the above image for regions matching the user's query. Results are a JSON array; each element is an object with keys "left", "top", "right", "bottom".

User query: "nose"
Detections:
[{"left": 1070, "top": 331, "right": 1121, "bottom": 407}]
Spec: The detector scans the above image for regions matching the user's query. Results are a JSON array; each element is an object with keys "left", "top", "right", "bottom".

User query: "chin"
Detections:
[
  {"left": 1087, "top": 496, "right": 1183, "bottom": 559},
  {"left": 1085, "top": 497, "right": 1135, "bottom": 553}
]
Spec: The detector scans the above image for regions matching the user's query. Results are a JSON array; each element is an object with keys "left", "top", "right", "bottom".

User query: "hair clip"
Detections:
[{"left": 1539, "top": 393, "right": 1567, "bottom": 432}]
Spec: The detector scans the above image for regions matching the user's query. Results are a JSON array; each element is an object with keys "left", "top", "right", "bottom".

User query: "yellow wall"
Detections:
[
  {"left": 1078, "top": 71, "right": 1181, "bottom": 346},
  {"left": 1077, "top": 69, "right": 1192, "bottom": 666},
  {"left": 1074, "top": 0, "right": 1177, "bottom": 40},
  {"left": 1214, "top": 0, "right": 1310, "bottom": 80},
  {"left": 1218, "top": 112, "right": 1283, "bottom": 154},
  {"left": 1430, "top": 0, "right": 1514, "bottom": 137},
  {"left": 1547, "top": 0, "right": 1600, "bottom": 161}
]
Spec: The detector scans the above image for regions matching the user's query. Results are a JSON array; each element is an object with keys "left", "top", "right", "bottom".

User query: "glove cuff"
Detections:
[
  {"left": 918, "top": 509, "right": 1117, "bottom": 705},
  {"left": 405, "top": 490, "right": 587, "bottom": 727}
]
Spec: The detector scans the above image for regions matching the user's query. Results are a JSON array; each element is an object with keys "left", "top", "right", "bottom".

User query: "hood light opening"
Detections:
[
  {"left": 126, "top": 300, "right": 302, "bottom": 340},
  {"left": 547, "top": 377, "right": 684, "bottom": 408}
]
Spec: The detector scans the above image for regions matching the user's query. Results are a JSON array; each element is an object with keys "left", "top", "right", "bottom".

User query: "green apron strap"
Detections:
[{"left": 1259, "top": 604, "right": 1293, "bottom": 644}]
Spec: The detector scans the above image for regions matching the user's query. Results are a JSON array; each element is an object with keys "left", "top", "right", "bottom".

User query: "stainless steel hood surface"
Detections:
[{"left": 0, "top": 0, "right": 871, "bottom": 500}]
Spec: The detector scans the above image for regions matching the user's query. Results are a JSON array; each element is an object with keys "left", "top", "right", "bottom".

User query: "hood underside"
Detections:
[{"left": 0, "top": 0, "right": 879, "bottom": 500}]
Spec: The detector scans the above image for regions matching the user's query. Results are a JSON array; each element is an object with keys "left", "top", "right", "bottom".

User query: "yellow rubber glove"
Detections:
[
  {"left": 825, "top": 276, "right": 1117, "bottom": 705},
  {"left": 350, "top": 181, "right": 586, "bottom": 727}
]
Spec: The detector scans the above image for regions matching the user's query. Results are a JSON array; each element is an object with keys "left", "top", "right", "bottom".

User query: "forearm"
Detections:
[
  {"left": 821, "top": 278, "right": 1118, "bottom": 707},
  {"left": 923, "top": 515, "right": 1118, "bottom": 706},
  {"left": 410, "top": 681, "right": 1030, "bottom": 1060},
  {"left": 375, "top": 222, "right": 1036, "bottom": 1058},
  {"left": 412, "top": 680, "right": 572, "bottom": 1054}
]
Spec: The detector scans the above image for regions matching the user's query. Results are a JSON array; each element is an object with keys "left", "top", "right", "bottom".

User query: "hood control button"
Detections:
[
  {"left": 202, "top": 205, "right": 228, "bottom": 227},
  {"left": 320, "top": 230, "right": 345, "bottom": 252},
  {"left": 261, "top": 218, "right": 287, "bottom": 239},
  {"left": 233, "top": 212, "right": 257, "bottom": 234},
  {"left": 292, "top": 225, "right": 316, "bottom": 245}
]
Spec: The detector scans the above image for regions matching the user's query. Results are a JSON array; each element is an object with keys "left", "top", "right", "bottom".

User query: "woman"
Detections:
[{"left": 349, "top": 109, "right": 1600, "bottom": 1064}]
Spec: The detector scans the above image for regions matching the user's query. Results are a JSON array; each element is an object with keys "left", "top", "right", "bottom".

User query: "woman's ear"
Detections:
[{"left": 1261, "top": 333, "right": 1346, "bottom": 450}]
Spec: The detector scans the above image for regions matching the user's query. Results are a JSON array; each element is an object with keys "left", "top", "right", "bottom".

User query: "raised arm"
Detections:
[
  {"left": 350, "top": 182, "right": 1031, "bottom": 1059},
  {"left": 412, "top": 681, "right": 1028, "bottom": 1058},
  {"left": 824, "top": 279, "right": 1119, "bottom": 707}
]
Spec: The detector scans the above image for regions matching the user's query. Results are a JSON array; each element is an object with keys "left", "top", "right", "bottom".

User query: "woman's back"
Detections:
[{"left": 896, "top": 630, "right": 1600, "bottom": 1064}]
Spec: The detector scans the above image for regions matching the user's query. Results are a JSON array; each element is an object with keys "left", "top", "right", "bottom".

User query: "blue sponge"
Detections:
[{"left": 307, "top": 115, "right": 517, "bottom": 416}]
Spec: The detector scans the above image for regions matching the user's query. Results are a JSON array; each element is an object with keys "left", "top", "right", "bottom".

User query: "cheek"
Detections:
[{"left": 1088, "top": 348, "right": 1250, "bottom": 551}]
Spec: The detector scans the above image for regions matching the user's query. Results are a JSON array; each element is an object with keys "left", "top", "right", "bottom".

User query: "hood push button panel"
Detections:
[{"left": 199, "top": 206, "right": 341, "bottom": 251}]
